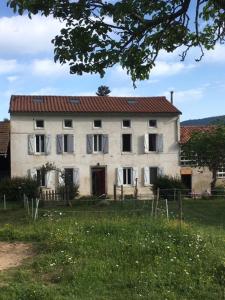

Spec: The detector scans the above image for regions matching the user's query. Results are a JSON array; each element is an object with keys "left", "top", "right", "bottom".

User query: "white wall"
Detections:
[{"left": 10, "top": 113, "right": 180, "bottom": 196}]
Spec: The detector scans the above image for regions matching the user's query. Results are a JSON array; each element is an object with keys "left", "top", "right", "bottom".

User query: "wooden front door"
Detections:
[{"left": 91, "top": 167, "right": 106, "bottom": 196}]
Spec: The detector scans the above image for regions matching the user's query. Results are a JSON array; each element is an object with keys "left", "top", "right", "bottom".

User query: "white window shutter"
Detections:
[
  {"left": 117, "top": 167, "right": 123, "bottom": 186},
  {"left": 28, "top": 135, "right": 35, "bottom": 155},
  {"left": 144, "top": 167, "right": 150, "bottom": 186},
  {"left": 58, "top": 170, "right": 64, "bottom": 186},
  {"left": 144, "top": 134, "right": 149, "bottom": 153},
  {"left": 28, "top": 168, "right": 37, "bottom": 179},
  {"left": 158, "top": 167, "right": 164, "bottom": 177},
  {"left": 157, "top": 134, "right": 163, "bottom": 152},
  {"left": 46, "top": 170, "right": 55, "bottom": 189},
  {"left": 45, "top": 135, "right": 51, "bottom": 155},
  {"left": 132, "top": 167, "right": 138, "bottom": 186},
  {"left": 73, "top": 168, "right": 80, "bottom": 186}
]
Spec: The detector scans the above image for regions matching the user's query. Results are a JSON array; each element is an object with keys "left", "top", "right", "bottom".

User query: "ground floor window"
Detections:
[
  {"left": 217, "top": 166, "right": 225, "bottom": 178},
  {"left": 64, "top": 168, "right": 74, "bottom": 186},
  {"left": 123, "top": 167, "right": 132, "bottom": 185},
  {"left": 36, "top": 169, "right": 46, "bottom": 187},
  {"left": 150, "top": 167, "right": 158, "bottom": 185}
]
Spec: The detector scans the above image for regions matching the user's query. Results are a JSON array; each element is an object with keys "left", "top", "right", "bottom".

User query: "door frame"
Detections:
[{"left": 90, "top": 166, "right": 107, "bottom": 196}]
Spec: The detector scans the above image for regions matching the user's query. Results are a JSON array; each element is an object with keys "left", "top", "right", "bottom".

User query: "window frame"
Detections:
[
  {"left": 93, "top": 120, "right": 102, "bottom": 129},
  {"left": 93, "top": 134, "right": 103, "bottom": 153},
  {"left": 36, "top": 169, "right": 46, "bottom": 187},
  {"left": 149, "top": 119, "right": 157, "bottom": 128},
  {"left": 217, "top": 166, "right": 225, "bottom": 178},
  {"left": 63, "top": 119, "right": 73, "bottom": 129},
  {"left": 148, "top": 133, "right": 157, "bottom": 152},
  {"left": 35, "top": 119, "right": 44, "bottom": 129},
  {"left": 149, "top": 167, "right": 158, "bottom": 185},
  {"left": 123, "top": 167, "right": 133, "bottom": 185},
  {"left": 122, "top": 133, "right": 132, "bottom": 152},
  {"left": 35, "top": 134, "right": 45, "bottom": 153},
  {"left": 122, "top": 119, "right": 131, "bottom": 128}
]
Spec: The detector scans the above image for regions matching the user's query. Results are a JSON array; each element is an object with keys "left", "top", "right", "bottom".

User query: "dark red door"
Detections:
[{"left": 92, "top": 168, "right": 106, "bottom": 196}]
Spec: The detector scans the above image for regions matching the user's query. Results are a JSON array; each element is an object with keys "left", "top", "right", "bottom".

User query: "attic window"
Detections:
[
  {"left": 127, "top": 99, "right": 137, "bottom": 105},
  {"left": 33, "top": 97, "right": 44, "bottom": 104},
  {"left": 69, "top": 98, "right": 80, "bottom": 104}
]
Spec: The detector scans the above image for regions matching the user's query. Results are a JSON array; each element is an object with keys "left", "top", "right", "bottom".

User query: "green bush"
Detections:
[
  {"left": 0, "top": 177, "right": 39, "bottom": 202},
  {"left": 211, "top": 185, "right": 225, "bottom": 196},
  {"left": 57, "top": 184, "right": 79, "bottom": 201},
  {"left": 152, "top": 175, "right": 186, "bottom": 200}
]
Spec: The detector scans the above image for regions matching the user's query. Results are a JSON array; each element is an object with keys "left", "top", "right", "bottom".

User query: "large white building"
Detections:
[{"left": 10, "top": 95, "right": 181, "bottom": 197}]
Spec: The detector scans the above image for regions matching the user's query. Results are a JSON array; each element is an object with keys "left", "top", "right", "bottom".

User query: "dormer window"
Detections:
[
  {"left": 35, "top": 120, "right": 44, "bottom": 129},
  {"left": 94, "top": 120, "right": 102, "bottom": 128}
]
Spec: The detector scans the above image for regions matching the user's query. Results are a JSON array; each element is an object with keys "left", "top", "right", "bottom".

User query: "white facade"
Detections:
[{"left": 11, "top": 112, "right": 180, "bottom": 197}]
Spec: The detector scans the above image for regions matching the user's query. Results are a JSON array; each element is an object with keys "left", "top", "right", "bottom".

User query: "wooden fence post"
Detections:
[
  {"left": 3, "top": 194, "right": 6, "bottom": 210},
  {"left": 155, "top": 188, "right": 160, "bottom": 217},
  {"left": 134, "top": 178, "right": 138, "bottom": 199},
  {"left": 178, "top": 191, "right": 183, "bottom": 227},
  {"left": 121, "top": 185, "right": 123, "bottom": 201},
  {"left": 165, "top": 199, "right": 169, "bottom": 220},
  {"left": 114, "top": 184, "right": 117, "bottom": 201}
]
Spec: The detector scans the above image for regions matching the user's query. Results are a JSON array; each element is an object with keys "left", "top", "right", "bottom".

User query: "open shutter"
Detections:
[
  {"left": 68, "top": 134, "right": 74, "bottom": 153},
  {"left": 132, "top": 167, "right": 138, "bottom": 186},
  {"left": 144, "top": 167, "right": 150, "bottom": 186},
  {"left": 87, "top": 134, "right": 93, "bottom": 154},
  {"left": 144, "top": 134, "right": 149, "bottom": 153},
  {"left": 58, "top": 170, "right": 64, "bottom": 186},
  {"left": 56, "top": 135, "right": 63, "bottom": 154},
  {"left": 28, "top": 168, "right": 37, "bottom": 179},
  {"left": 46, "top": 170, "right": 55, "bottom": 189},
  {"left": 117, "top": 167, "right": 123, "bottom": 186},
  {"left": 73, "top": 168, "right": 80, "bottom": 186},
  {"left": 102, "top": 134, "right": 109, "bottom": 154},
  {"left": 158, "top": 167, "right": 164, "bottom": 177},
  {"left": 157, "top": 134, "right": 163, "bottom": 152},
  {"left": 28, "top": 135, "right": 35, "bottom": 155},
  {"left": 45, "top": 135, "right": 51, "bottom": 155}
]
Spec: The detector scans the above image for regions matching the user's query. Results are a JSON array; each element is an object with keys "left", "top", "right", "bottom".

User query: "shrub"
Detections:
[
  {"left": 211, "top": 185, "right": 225, "bottom": 197},
  {"left": 0, "top": 177, "right": 39, "bottom": 201},
  {"left": 57, "top": 184, "right": 79, "bottom": 201},
  {"left": 152, "top": 175, "right": 186, "bottom": 201}
]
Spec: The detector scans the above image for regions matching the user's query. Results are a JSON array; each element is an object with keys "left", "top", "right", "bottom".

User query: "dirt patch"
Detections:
[{"left": 0, "top": 242, "right": 33, "bottom": 271}]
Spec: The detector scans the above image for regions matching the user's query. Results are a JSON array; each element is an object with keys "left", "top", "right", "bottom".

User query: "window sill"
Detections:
[{"left": 121, "top": 152, "right": 133, "bottom": 155}]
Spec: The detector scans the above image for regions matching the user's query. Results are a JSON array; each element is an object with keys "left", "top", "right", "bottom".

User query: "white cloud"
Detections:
[
  {"left": 164, "top": 88, "right": 204, "bottom": 103},
  {"left": 205, "top": 44, "right": 225, "bottom": 63},
  {"left": 31, "top": 59, "right": 69, "bottom": 77},
  {"left": 111, "top": 87, "right": 140, "bottom": 97},
  {"left": 30, "top": 87, "right": 59, "bottom": 95},
  {"left": 7, "top": 75, "right": 19, "bottom": 82},
  {"left": 0, "top": 15, "right": 63, "bottom": 55},
  {"left": 151, "top": 61, "right": 195, "bottom": 77},
  {"left": 0, "top": 59, "right": 20, "bottom": 74}
]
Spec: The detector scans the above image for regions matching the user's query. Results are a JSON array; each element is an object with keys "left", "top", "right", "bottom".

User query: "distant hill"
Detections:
[{"left": 181, "top": 115, "right": 225, "bottom": 126}]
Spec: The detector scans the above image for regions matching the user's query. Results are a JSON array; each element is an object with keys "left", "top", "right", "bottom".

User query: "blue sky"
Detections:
[{"left": 0, "top": 2, "right": 225, "bottom": 121}]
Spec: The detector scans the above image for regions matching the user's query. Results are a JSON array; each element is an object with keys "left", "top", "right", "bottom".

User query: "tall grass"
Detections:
[{"left": 0, "top": 199, "right": 224, "bottom": 299}]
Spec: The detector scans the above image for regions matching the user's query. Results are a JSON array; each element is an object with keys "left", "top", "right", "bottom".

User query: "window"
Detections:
[
  {"left": 122, "top": 120, "right": 131, "bottom": 128},
  {"left": 123, "top": 167, "right": 132, "bottom": 185},
  {"left": 65, "top": 168, "right": 74, "bottom": 186},
  {"left": 150, "top": 167, "right": 158, "bottom": 184},
  {"left": 36, "top": 169, "right": 46, "bottom": 187},
  {"left": 93, "top": 134, "right": 102, "bottom": 152},
  {"left": 64, "top": 135, "right": 68, "bottom": 152},
  {"left": 149, "top": 120, "right": 157, "bottom": 127},
  {"left": 217, "top": 166, "right": 225, "bottom": 178},
  {"left": 94, "top": 120, "right": 102, "bottom": 128},
  {"left": 36, "top": 135, "right": 45, "bottom": 153},
  {"left": 122, "top": 134, "right": 132, "bottom": 152},
  {"left": 149, "top": 134, "right": 157, "bottom": 151},
  {"left": 35, "top": 120, "right": 44, "bottom": 128},
  {"left": 64, "top": 119, "right": 73, "bottom": 128}
]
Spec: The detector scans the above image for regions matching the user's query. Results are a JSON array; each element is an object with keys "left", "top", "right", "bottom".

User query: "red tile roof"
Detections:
[
  {"left": 9, "top": 95, "right": 181, "bottom": 114},
  {"left": 0, "top": 121, "right": 10, "bottom": 155},
  {"left": 180, "top": 126, "right": 213, "bottom": 144}
]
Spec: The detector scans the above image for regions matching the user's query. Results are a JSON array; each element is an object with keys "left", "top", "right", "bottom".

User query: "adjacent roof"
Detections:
[
  {"left": 0, "top": 120, "right": 10, "bottom": 155},
  {"left": 180, "top": 126, "right": 213, "bottom": 144},
  {"left": 9, "top": 95, "right": 181, "bottom": 114}
]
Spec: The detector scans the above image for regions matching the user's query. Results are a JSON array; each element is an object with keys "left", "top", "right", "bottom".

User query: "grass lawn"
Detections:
[{"left": 0, "top": 199, "right": 224, "bottom": 299}]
